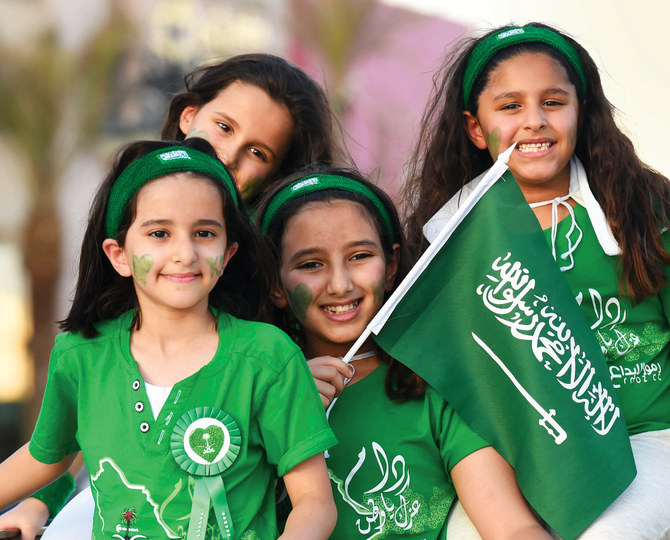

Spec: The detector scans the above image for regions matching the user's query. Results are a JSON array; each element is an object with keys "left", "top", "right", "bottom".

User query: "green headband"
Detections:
[
  {"left": 105, "top": 146, "right": 238, "bottom": 238},
  {"left": 261, "top": 174, "right": 395, "bottom": 241},
  {"left": 463, "top": 25, "right": 587, "bottom": 110}
]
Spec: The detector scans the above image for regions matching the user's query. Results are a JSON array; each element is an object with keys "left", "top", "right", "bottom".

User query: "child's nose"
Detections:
[
  {"left": 219, "top": 143, "right": 240, "bottom": 171},
  {"left": 172, "top": 236, "right": 198, "bottom": 264},
  {"left": 327, "top": 264, "right": 353, "bottom": 295},
  {"left": 524, "top": 104, "right": 547, "bottom": 130}
]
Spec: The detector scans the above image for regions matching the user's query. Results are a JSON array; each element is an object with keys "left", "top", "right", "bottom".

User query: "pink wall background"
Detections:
[{"left": 290, "top": 2, "right": 465, "bottom": 201}]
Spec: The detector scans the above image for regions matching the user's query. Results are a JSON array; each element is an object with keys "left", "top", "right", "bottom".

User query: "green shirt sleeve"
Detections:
[
  {"left": 255, "top": 348, "right": 337, "bottom": 476},
  {"left": 427, "top": 387, "right": 490, "bottom": 472},
  {"left": 29, "top": 334, "right": 81, "bottom": 464}
]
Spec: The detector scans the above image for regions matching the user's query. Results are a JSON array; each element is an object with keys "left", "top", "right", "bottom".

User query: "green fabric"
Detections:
[
  {"left": 31, "top": 472, "right": 76, "bottom": 519},
  {"left": 105, "top": 145, "right": 238, "bottom": 238},
  {"left": 327, "top": 364, "right": 487, "bottom": 539},
  {"left": 548, "top": 204, "right": 670, "bottom": 435},
  {"left": 260, "top": 174, "right": 394, "bottom": 240},
  {"left": 372, "top": 172, "right": 635, "bottom": 540},
  {"left": 462, "top": 25, "right": 587, "bottom": 110},
  {"left": 29, "top": 310, "right": 336, "bottom": 540}
]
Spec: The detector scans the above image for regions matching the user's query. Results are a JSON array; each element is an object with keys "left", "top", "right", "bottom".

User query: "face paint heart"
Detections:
[
  {"left": 188, "top": 425, "right": 225, "bottom": 463},
  {"left": 287, "top": 283, "right": 313, "bottom": 321},
  {"left": 133, "top": 254, "right": 154, "bottom": 285}
]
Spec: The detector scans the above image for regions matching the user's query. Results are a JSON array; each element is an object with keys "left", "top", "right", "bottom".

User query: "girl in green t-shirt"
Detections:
[
  {"left": 0, "top": 138, "right": 337, "bottom": 539},
  {"left": 402, "top": 21, "right": 670, "bottom": 539},
  {"left": 257, "top": 166, "right": 552, "bottom": 540},
  {"left": 1, "top": 52, "right": 347, "bottom": 540}
]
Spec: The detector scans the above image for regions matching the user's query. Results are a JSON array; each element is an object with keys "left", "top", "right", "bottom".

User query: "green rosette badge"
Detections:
[{"left": 171, "top": 407, "right": 241, "bottom": 540}]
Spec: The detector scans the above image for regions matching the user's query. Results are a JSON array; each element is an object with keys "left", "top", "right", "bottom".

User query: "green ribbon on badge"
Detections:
[{"left": 171, "top": 407, "right": 241, "bottom": 540}]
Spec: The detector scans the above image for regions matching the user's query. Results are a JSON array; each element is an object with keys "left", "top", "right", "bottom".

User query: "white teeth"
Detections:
[
  {"left": 324, "top": 302, "right": 357, "bottom": 314},
  {"left": 518, "top": 142, "right": 551, "bottom": 152}
]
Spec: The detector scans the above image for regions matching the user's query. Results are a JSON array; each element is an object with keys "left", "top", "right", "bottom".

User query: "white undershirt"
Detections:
[{"left": 144, "top": 382, "right": 173, "bottom": 420}]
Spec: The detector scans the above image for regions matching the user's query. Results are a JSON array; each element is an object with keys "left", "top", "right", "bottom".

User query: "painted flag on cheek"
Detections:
[{"left": 355, "top": 150, "right": 635, "bottom": 539}]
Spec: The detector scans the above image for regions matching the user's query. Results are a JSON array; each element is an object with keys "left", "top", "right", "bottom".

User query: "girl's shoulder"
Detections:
[
  {"left": 215, "top": 311, "right": 302, "bottom": 365},
  {"left": 53, "top": 312, "right": 131, "bottom": 355}
]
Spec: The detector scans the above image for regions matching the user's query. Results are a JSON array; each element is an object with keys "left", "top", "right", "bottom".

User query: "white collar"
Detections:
[
  {"left": 423, "top": 156, "right": 621, "bottom": 256},
  {"left": 568, "top": 156, "right": 620, "bottom": 255}
]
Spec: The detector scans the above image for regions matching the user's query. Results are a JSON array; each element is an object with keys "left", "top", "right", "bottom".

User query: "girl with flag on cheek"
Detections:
[
  {"left": 403, "top": 21, "right": 670, "bottom": 539},
  {"left": 257, "top": 166, "right": 552, "bottom": 540},
  {"left": 0, "top": 138, "right": 337, "bottom": 540}
]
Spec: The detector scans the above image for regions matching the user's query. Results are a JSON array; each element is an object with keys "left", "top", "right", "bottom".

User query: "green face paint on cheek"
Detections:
[
  {"left": 569, "top": 122, "right": 578, "bottom": 148},
  {"left": 132, "top": 254, "right": 153, "bottom": 285},
  {"left": 240, "top": 175, "right": 266, "bottom": 201},
  {"left": 485, "top": 127, "right": 501, "bottom": 156},
  {"left": 372, "top": 274, "right": 386, "bottom": 305},
  {"left": 287, "top": 283, "right": 313, "bottom": 322},
  {"left": 206, "top": 255, "right": 225, "bottom": 278}
]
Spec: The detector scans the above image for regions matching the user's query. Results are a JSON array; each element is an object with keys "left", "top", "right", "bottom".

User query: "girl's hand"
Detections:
[
  {"left": 307, "top": 356, "right": 354, "bottom": 408},
  {"left": 0, "top": 497, "right": 48, "bottom": 540}
]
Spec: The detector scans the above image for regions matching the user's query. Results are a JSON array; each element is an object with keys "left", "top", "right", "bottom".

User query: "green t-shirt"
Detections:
[
  {"left": 29, "top": 310, "right": 337, "bottom": 540},
  {"left": 326, "top": 364, "right": 488, "bottom": 539},
  {"left": 548, "top": 204, "right": 670, "bottom": 434}
]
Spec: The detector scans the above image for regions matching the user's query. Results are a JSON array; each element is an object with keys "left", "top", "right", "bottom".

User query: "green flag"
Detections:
[{"left": 371, "top": 171, "right": 635, "bottom": 539}]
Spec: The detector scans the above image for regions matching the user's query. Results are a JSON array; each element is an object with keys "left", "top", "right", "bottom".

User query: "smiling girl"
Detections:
[
  {"left": 257, "top": 166, "right": 552, "bottom": 540},
  {"left": 0, "top": 139, "right": 337, "bottom": 540},
  {"left": 403, "top": 22, "right": 670, "bottom": 538}
]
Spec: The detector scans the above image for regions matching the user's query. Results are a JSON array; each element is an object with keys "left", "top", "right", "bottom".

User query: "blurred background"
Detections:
[{"left": 0, "top": 0, "right": 667, "bottom": 458}]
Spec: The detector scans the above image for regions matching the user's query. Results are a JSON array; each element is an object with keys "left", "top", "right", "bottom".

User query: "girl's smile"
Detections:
[
  {"left": 321, "top": 299, "right": 361, "bottom": 318},
  {"left": 178, "top": 81, "right": 294, "bottom": 200},
  {"left": 161, "top": 272, "right": 199, "bottom": 283},
  {"left": 274, "top": 200, "right": 397, "bottom": 359},
  {"left": 464, "top": 51, "right": 580, "bottom": 205}
]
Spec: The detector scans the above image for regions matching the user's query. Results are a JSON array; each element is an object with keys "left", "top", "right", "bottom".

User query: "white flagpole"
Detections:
[{"left": 340, "top": 142, "right": 516, "bottom": 364}]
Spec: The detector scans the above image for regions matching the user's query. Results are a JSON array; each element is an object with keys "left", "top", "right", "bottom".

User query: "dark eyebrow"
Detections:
[
  {"left": 138, "top": 218, "right": 224, "bottom": 229},
  {"left": 287, "top": 240, "right": 381, "bottom": 265},
  {"left": 194, "top": 218, "right": 225, "bottom": 228},
  {"left": 492, "top": 88, "right": 571, "bottom": 101},
  {"left": 287, "top": 247, "right": 323, "bottom": 264}
]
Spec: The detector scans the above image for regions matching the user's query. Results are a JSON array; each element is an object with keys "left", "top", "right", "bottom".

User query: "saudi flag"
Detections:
[{"left": 347, "top": 148, "right": 635, "bottom": 539}]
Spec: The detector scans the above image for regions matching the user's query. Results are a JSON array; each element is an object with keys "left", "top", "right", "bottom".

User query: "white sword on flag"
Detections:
[{"left": 471, "top": 332, "right": 567, "bottom": 444}]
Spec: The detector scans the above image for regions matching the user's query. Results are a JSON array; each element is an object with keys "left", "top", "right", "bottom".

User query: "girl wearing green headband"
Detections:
[
  {"left": 403, "top": 21, "right": 670, "bottom": 539},
  {"left": 0, "top": 138, "right": 338, "bottom": 540},
  {"left": 257, "top": 165, "right": 551, "bottom": 539}
]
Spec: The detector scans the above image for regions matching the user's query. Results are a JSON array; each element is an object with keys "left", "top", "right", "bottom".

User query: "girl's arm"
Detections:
[
  {"left": 307, "top": 356, "right": 353, "bottom": 408},
  {"left": 0, "top": 443, "right": 75, "bottom": 514},
  {"left": 279, "top": 453, "right": 336, "bottom": 540},
  {"left": 452, "top": 446, "right": 551, "bottom": 540}
]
